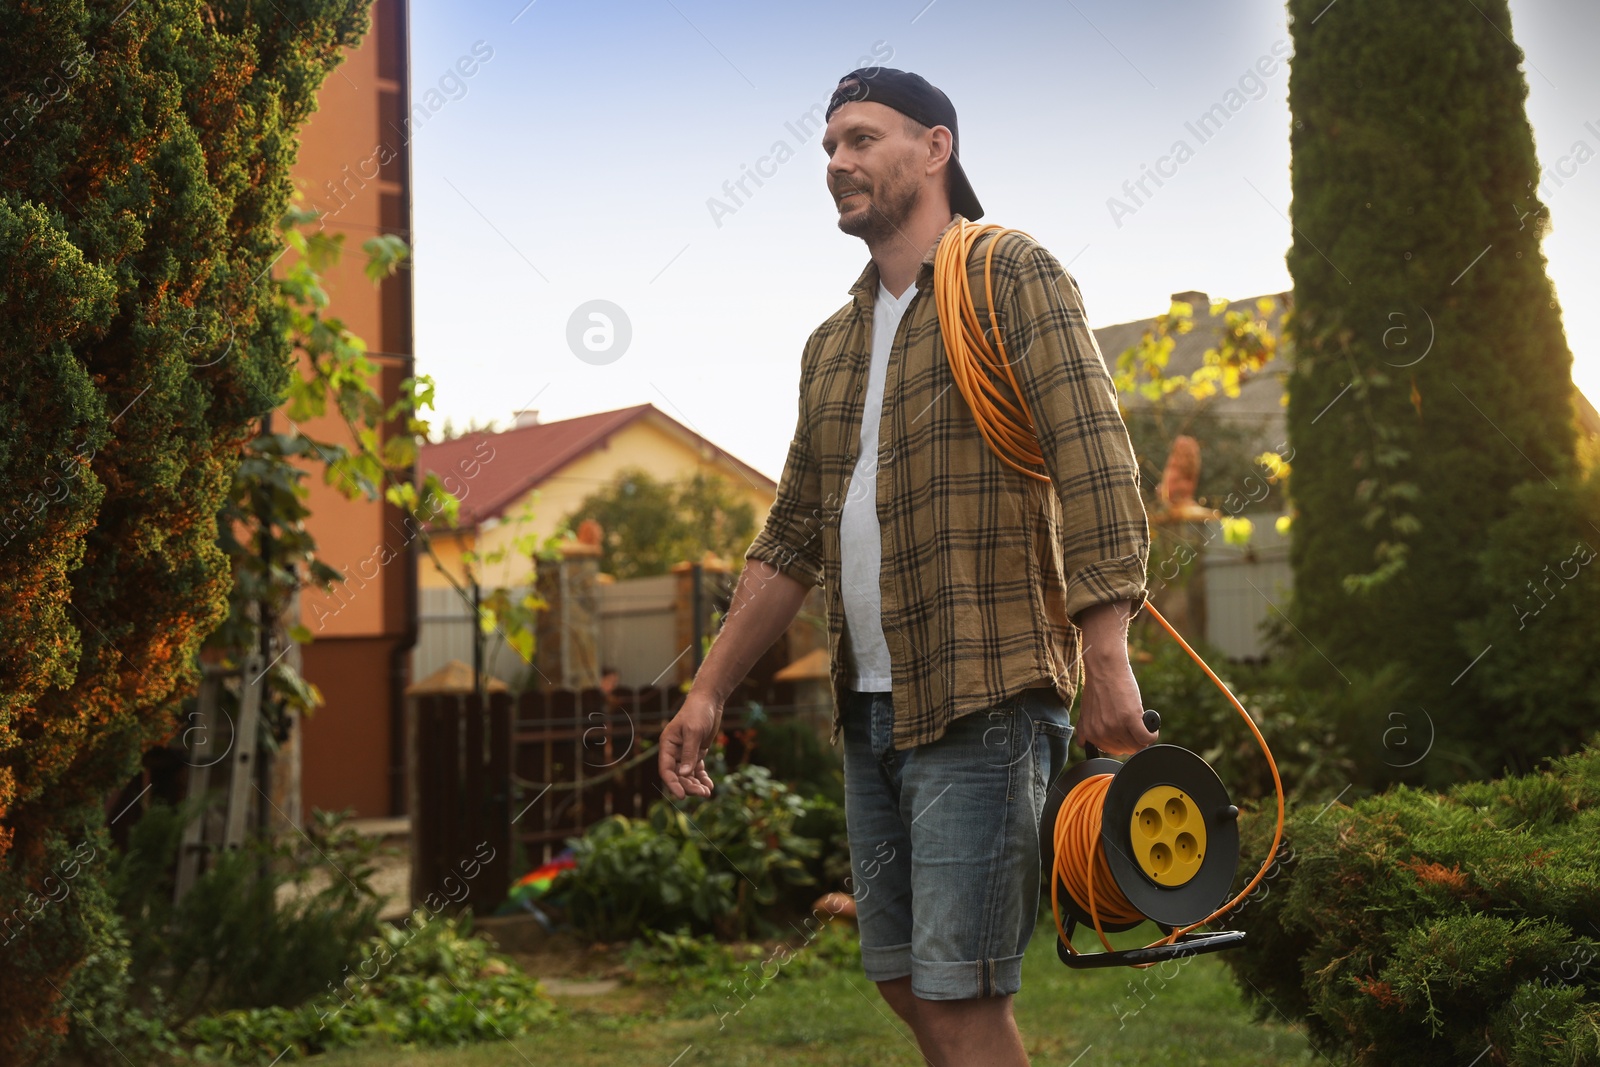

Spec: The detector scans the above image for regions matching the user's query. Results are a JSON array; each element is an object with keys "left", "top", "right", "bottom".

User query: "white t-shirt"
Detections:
[{"left": 839, "top": 279, "right": 917, "bottom": 692}]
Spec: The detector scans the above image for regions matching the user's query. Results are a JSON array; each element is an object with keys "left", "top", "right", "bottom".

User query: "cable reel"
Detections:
[
  {"left": 1040, "top": 710, "right": 1248, "bottom": 969},
  {"left": 1035, "top": 598, "right": 1285, "bottom": 970}
]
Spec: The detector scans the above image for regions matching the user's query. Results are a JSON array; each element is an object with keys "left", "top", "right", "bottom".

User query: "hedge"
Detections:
[
  {"left": 0, "top": 1, "right": 369, "bottom": 1057},
  {"left": 1224, "top": 744, "right": 1600, "bottom": 1064}
]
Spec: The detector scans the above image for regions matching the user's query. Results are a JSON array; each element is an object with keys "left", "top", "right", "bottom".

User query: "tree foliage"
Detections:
[
  {"left": 206, "top": 212, "right": 419, "bottom": 747},
  {"left": 1112, "top": 296, "right": 1290, "bottom": 599},
  {"left": 0, "top": 1, "right": 370, "bottom": 1055},
  {"left": 1280, "top": 0, "right": 1580, "bottom": 784},
  {"left": 1114, "top": 295, "right": 1281, "bottom": 409},
  {"left": 1457, "top": 470, "right": 1600, "bottom": 776},
  {"left": 564, "top": 468, "right": 757, "bottom": 579}
]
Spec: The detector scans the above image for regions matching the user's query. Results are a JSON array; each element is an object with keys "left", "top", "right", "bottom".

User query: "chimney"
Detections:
[
  {"left": 512, "top": 408, "right": 541, "bottom": 429},
  {"left": 1170, "top": 290, "right": 1208, "bottom": 309}
]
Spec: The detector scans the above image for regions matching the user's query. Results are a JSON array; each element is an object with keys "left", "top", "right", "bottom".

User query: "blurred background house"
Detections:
[
  {"left": 1099, "top": 291, "right": 1294, "bottom": 659},
  {"left": 284, "top": 0, "right": 417, "bottom": 822},
  {"left": 412, "top": 404, "right": 778, "bottom": 692},
  {"left": 417, "top": 403, "right": 775, "bottom": 590}
]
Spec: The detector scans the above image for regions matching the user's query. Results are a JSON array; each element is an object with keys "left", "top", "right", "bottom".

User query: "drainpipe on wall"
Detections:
[
  {"left": 389, "top": 482, "right": 418, "bottom": 817},
  {"left": 388, "top": 0, "right": 418, "bottom": 819}
]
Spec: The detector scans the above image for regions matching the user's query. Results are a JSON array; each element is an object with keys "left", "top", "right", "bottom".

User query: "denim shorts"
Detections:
[{"left": 840, "top": 686, "right": 1075, "bottom": 1000}]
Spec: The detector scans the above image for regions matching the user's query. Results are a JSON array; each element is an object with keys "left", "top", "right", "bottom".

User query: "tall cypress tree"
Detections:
[
  {"left": 1283, "top": 0, "right": 1577, "bottom": 781},
  {"left": 0, "top": 1, "right": 369, "bottom": 1056}
]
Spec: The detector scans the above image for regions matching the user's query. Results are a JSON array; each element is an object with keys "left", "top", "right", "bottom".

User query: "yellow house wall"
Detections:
[
  {"left": 418, "top": 528, "right": 474, "bottom": 591},
  {"left": 420, "top": 417, "right": 774, "bottom": 589}
]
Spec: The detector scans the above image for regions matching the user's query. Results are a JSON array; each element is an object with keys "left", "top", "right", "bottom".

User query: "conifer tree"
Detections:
[
  {"left": 1282, "top": 0, "right": 1578, "bottom": 780},
  {"left": 0, "top": 1, "right": 369, "bottom": 1054}
]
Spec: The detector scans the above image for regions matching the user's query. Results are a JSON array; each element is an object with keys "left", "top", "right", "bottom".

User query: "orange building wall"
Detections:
[
  {"left": 288, "top": 0, "right": 416, "bottom": 817},
  {"left": 296, "top": 638, "right": 399, "bottom": 818}
]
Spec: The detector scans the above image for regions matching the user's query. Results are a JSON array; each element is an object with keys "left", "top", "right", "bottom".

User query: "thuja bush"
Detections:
[
  {"left": 1224, "top": 745, "right": 1600, "bottom": 1065},
  {"left": 1281, "top": 0, "right": 1580, "bottom": 788},
  {"left": 0, "top": 0, "right": 370, "bottom": 1055}
]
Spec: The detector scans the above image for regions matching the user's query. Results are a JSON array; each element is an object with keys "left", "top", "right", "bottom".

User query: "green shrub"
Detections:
[
  {"left": 113, "top": 802, "right": 383, "bottom": 1024},
  {"left": 558, "top": 765, "right": 824, "bottom": 941},
  {"left": 687, "top": 766, "right": 823, "bottom": 925},
  {"left": 184, "top": 915, "right": 555, "bottom": 1062},
  {"left": 0, "top": 1, "right": 372, "bottom": 1050},
  {"left": 746, "top": 707, "right": 845, "bottom": 805},
  {"left": 554, "top": 808, "right": 734, "bottom": 942},
  {"left": 1224, "top": 744, "right": 1600, "bottom": 1065},
  {"left": 57, "top": 908, "right": 183, "bottom": 1066},
  {"left": 9, "top": 804, "right": 388, "bottom": 1065},
  {"left": 792, "top": 792, "right": 852, "bottom": 894},
  {"left": 14, "top": 822, "right": 183, "bottom": 1066},
  {"left": 1458, "top": 471, "right": 1600, "bottom": 776}
]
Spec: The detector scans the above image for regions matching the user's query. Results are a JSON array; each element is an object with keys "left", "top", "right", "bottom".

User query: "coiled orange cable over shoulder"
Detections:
[
  {"left": 932, "top": 217, "right": 1287, "bottom": 963},
  {"left": 933, "top": 220, "right": 1051, "bottom": 483}
]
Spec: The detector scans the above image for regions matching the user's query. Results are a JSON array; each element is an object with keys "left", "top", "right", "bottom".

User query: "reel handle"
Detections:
[{"left": 1082, "top": 708, "right": 1161, "bottom": 761}]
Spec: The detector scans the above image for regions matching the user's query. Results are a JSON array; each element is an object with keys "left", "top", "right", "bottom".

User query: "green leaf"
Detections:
[{"left": 362, "top": 234, "right": 411, "bottom": 283}]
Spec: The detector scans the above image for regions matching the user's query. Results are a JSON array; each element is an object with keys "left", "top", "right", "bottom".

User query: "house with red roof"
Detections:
[{"left": 415, "top": 403, "right": 776, "bottom": 591}]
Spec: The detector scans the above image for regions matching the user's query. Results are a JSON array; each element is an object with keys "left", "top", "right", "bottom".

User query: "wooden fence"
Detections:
[
  {"left": 410, "top": 686, "right": 685, "bottom": 913},
  {"left": 409, "top": 683, "right": 838, "bottom": 914}
]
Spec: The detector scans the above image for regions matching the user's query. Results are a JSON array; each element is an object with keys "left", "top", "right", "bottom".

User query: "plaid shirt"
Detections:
[{"left": 746, "top": 214, "right": 1150, "bottom": 751}]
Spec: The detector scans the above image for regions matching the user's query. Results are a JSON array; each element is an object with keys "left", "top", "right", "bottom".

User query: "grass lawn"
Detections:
[{"left": 306, "top": 912, "right": 1317, "bottom": 1066}]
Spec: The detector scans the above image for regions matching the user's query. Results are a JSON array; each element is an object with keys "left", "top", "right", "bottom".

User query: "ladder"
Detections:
[{"left": 173, "top": 653, "right": 265, "bottom": 901}]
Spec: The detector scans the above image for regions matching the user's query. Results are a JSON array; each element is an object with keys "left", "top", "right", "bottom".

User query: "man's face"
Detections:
[{"left": 821, "top": 100, "right": 928, "bottom": 244}]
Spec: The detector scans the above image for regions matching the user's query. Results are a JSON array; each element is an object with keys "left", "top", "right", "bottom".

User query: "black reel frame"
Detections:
[
  {"left": 1040, "top": 721, "right": 1245, "bottom": 969},
  {"left": 1054, "top": 923, "right": 1245, "bottom": 969}
]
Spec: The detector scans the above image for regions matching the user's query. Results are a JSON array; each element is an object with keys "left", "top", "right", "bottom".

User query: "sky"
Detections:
[{"left": 406, "top": 0, "right": 1600, "bottom": 482}]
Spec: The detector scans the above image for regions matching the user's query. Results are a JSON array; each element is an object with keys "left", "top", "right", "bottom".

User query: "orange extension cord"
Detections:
[
  {"left": 932, "top": 222, "right": 1052, "bottom": 483},
  {"left": 934, "top": 219, "right": 1287, "bottom": 964}
]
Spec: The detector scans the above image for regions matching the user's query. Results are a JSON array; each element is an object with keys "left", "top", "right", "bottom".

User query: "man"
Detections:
[{"left": 660, "top": 67, "right": 1156, "bottom": 1066}]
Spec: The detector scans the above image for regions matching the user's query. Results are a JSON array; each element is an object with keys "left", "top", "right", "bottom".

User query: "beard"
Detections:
[{"left": 835, "top": 158, "right": 921, "bottom": 244}]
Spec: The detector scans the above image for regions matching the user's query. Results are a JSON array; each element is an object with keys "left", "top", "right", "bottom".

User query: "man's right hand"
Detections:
[
  {"left": 654, "top": 560, "right": 811, "bottom": 800},
  {"left": 659, "top": 691, "right": 722, "bottom": 800}
]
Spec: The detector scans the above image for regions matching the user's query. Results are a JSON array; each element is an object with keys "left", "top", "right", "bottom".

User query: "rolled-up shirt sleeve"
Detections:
[
  {"left": 1002, "top": 238, "right": 1150, "bottom": 624},
  {"left": 745, "top": 351, "right": 826, "bottom": 589}
]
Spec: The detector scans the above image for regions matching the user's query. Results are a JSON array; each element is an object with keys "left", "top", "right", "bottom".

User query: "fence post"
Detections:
[{"left": 485, "top": 689, "right": 513, "bottom": 902}]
